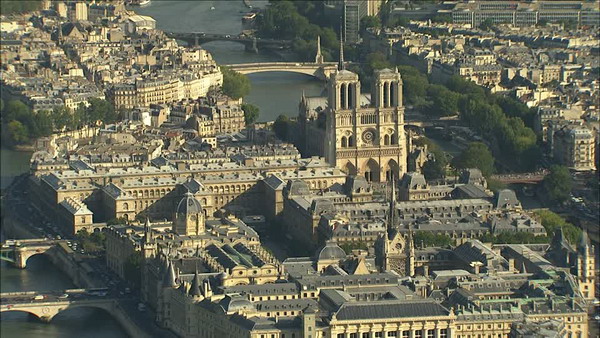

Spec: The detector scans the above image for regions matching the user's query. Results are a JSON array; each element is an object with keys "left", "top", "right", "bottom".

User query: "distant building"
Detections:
[
  {"left": 452, "top": 1, "right": 600, "bottom": 27},
  {"left": 552, "top": 125, "right": 597, "bottom": 171}
]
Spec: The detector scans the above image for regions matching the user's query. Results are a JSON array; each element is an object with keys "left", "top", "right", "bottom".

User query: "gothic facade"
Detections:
[{"left": 299, "top": 60, "right": 408, "bottom": 182}]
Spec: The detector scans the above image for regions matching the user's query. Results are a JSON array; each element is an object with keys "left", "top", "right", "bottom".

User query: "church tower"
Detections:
[
  {"left": 324, "top": 44, "right": 407, "bottom": 182},
  {"left": 173, "top": 192, "right": 205, "bottom": 236},
  {"left": 376, "top": 181, "right": 412, "bottom": 275},
  {"left": 576, "top": 232, "right": 595, "bottom": 300}
]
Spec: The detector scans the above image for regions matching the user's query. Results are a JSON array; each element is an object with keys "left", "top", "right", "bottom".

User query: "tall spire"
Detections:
[
  {"left": 338, "top": 21, "right": 345, "bottom": 71},
  {"left": 162, "top": 260, "right": 177, "bottom": 288},
  {"left": 387, "top": 177, "right": 396, "bottom": 239},
  {"left": 315, "top": 35, "right": 324, "bottom": 64},
  {"left": 579, "top": 231, "right": 590, "bottom": 253},
  {"left": 189, "top": 269, "right": 202, "bottom": 298}
]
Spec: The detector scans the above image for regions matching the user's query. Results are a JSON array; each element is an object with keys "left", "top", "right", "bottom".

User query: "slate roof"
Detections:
[{"left": 335, "top": 300, "right": 449, "bottom": 320}]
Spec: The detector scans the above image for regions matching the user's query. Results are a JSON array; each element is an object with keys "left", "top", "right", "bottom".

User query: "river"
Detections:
[{"left": 1, "top": 1, "right": 324, "bottom": 336}]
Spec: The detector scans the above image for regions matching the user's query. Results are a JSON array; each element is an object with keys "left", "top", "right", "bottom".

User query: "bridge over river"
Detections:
[
  {"left": 223, "top": 61, "right": 339, "bottom": 80},
  {"left": 1, "top": 289, "right": 177, "bottom": 337},
  {"left": 1, "top": 290, "right": 119, "bottom": 323},
  {"left": 165, "top": 32, "right": 291, "bottom": 52},
  {"left": 0, "top": 239, "right": 65, "bottom": 268}
]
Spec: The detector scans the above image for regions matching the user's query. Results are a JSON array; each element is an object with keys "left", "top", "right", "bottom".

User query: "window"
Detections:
[
  {"left": 440, "top": 329, "right": 448, "bottom": 338},
  {"left": 402, "top": 332, "right": 410, "bottom": 338},
  {"left": 338, "top": 334, "right": 345, "bottom": 338},
  {"left": 363, "top": 333, "right": 370, "bottom": 338},
  {"left": 388, "top": 332, "right": 397, "bottom": 337},
  {"left": 415, "top": 331, "right": 423, "bottom": 338},
  {"left": 350, "top": 334, "right": 358, "bottom": 338},
  {"left": 375, "top": 333, "right": 383, "bottom": 338},
  {"left": 427, "top": 330, "right": 434, "bottom": 338}
]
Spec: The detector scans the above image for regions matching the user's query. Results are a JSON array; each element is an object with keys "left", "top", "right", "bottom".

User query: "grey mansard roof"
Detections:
[{"left": 334, "top": 300, "right": 449, "bottom": 321}]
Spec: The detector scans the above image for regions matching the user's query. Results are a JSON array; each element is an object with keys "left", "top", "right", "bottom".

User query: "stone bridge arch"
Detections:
[
  {"left": 0, "top": 301, "right": 117, "bottom": 323},
  {"left": 14, "top": 246, "right": 54, "bottom": 269}
]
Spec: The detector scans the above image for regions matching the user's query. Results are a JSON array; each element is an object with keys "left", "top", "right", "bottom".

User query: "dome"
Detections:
[
  {"left": 317, "top": 241, "right": 346, "bottom": 261},
  {"left": 219, "top": 295, "right": 255, "bottom": 313},
  {"left": 176, "top": 191, "right": 202, "bottom": 215}
]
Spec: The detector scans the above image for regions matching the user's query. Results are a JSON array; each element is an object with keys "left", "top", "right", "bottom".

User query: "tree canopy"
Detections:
[
  {"left": 241, "top": 103, "right": 260, "bottom": 125},
  {"left": 542, "top": 165, "right": 572, "bottom": 204},
  {"left": 221, "top": 67, "right": 251, "bottom": 99},
  {"left": 273, "top": 114, "right": 291, "bottom": 141},
  {"left": 534, "top": 210, "right": 581, "bottom": 244},
  {"left": 452, "top": 142, "right": 495, "bottom": 177},
  {"left": 413, "top": 137, "right": 448, "bottom": 180},
  {"left": 256, "top": 1, "right": 340, "bottom": 62},
  {"left": 414, "top": 232, "right": 453, "bottom": 247},
  {"left": 0, "top": 0, "right": 41, "bottom": 15},
  {"left": 1, "top": 98, "right": 119, "bottom": 147}
]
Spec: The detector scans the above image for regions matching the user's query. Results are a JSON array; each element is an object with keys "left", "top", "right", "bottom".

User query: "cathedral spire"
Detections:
[
  {"left": 338, "top": 22, "right": 345, "bottom": 71},
  {"left": 387, "top": 177, "right": 396, "bottom": 239},
  {"left": 315, "top": 35, "right": 324, "bottom": 64}
]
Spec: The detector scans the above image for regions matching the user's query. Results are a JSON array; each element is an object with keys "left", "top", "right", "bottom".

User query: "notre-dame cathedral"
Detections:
[{"left": 298, "top": 43, "right": 407, "bottom": 183}]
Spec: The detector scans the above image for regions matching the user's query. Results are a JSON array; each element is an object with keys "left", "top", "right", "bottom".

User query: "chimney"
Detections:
[{"left": 508, "top": 258, "right": 515, "bottom": 272}]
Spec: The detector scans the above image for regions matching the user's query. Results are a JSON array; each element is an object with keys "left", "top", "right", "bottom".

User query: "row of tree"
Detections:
[
  {"left": 365, "top": 59, "right": 540, "bottom": 172},
  {"left": 1, "top": 98, "right": 120, "bottom": 147},
  {"left": 534, "top": 209, "right": 581, "bottom": 244},
  {"left": 255, "top": 1, "right": 340, "bottom": 62},
  {"left": 0, "top": 0, "right": 41, "bottom": 15}
]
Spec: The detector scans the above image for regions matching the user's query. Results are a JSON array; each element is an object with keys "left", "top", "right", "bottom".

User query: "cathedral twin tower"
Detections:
[{"left": 321, "top": 62, "right": 407, "bottom": 183}]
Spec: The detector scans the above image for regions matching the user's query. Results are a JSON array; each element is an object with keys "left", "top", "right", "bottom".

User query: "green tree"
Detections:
[
  {"left": 559, "top": 19, "right": 577, "bottom": 30},
  {"left": 414, "top": 232, "right": 453, "bottom": 247},
  {"left": 123, "top": 254, "right": 142, "bottom": 288},
  {"left": 452, "top": 142, "right": 495, "bottom": 177},
  {"left": 366, "top": 52, "right": 393, "bottom": 74},
  {"left": 479, "top": 18, "right": 494, "bottom": 31},
  {"left": 360, "top": 15, "right": 381, "bottom": 32},
  {"left": 0, "top": 0, "right": 41, "bottom": 15},
  {"left": 6, "top": 120, "right": 29, "bottom": 144},
  {"left": 427, "top": 84, "right": 460, "bottom": 116},
  {"left": 479, "top": 232, "right": 549, "bottom": 244},
  {"left": 339, "top": 241, "right": 369, "bottom": 254},
  {"left": 241, "top": 103, "right": 260, "bottom": 125},
  {"left": 273, "top": 114, "right": 290, "bottom": 141},
  {"left": 397, "top": 65, "right": 429, "bottom": 105},
  {"left": 534, "top": 210, "right": 581, "bottom": 244},
  {"left": 221, "top": 67, "right": 251, "bottom": 99},
  {"left": 431, "top": 14, "right": 452, "bottom": 24},
  {"left": 387, "top": 16, "right": 409, "bottom": 28},
  {"left": 2, "top": 100, "right": 30, "bottom": 122},
  {"left": 542, "top": 165, "right": 572, "bottom": 204},
  {"left": 413, "top": 137, "right": 448, "bottom": 180}
]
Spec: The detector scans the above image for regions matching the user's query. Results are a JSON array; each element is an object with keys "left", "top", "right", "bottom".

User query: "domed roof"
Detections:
[
  {"left": 176, "top": 192, "right": 202, "bottom": 215},
  {"left": 219, "top": 295, "right": 255, "bottom": 313},
  {"left": 317, "top": 241, "right": 346, "bottom": 262}
]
